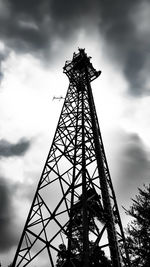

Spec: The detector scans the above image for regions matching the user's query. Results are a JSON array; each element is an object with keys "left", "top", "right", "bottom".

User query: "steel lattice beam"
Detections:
[{"left": 12, "top": 49, "right": 131, "bottom": 267}]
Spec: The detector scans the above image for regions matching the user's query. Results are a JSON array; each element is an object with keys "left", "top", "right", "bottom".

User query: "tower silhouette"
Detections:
[{"left": 12, "top": 49, "right": 130, "bottom": 267}]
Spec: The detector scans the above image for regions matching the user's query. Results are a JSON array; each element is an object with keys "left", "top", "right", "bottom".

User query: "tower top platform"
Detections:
[{"left": 63, "top": 48, "right": 101, "bottom": 83}]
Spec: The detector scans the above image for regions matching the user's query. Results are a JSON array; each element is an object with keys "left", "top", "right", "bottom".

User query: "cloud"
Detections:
[
  {"left": 115, "top": 131, "right": 150, "bottom": 202},
  {"left": 0, "top": 177, "right": 19, "bottom": 251},
  {"left": 0, "top": 138, "right": 31, "bottom": 158},
  {"left": 121, "top": 133, "right": 149, "bottom": 177},
  {"left": 0, "top": 0, "right": 148, "bottom": 96},
  {"left": 0, "top": 45, "right": 10, "bottom": 83},
  {"left": 0, "top": 0, "right": 50, "bottom": 58},
  {"left": 96, "top": 0, "right": 150, "bottom": 96},
  {"left": 0, "top": 174, "right": 36, "bottom": 253}
]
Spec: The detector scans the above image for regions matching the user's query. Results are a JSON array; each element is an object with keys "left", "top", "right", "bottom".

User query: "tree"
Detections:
[
  {"left": 125, "top": 184, "right": 150, "bottom": 267},
  {"left": 56, "top": 189, "right": 111, "bottom": 267}
]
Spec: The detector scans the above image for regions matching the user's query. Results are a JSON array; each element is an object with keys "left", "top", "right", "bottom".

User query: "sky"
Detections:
[{"left": 0, "top": 0, "right": 150, "bottom": 265}]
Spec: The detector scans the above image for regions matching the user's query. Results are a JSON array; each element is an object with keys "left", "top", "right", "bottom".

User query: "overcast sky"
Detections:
[{"left": 0, "top": 0, "right": 150, "bottom": 266}]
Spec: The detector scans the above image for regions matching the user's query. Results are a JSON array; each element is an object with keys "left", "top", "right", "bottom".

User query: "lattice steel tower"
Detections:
[{"left": 12, "top": 49, "right": 130, "bottom": 267}]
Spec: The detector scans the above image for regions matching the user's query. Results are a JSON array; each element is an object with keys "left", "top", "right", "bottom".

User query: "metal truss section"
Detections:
[{"left": 12, "top": 49, "right": 131, "bottom": 267}]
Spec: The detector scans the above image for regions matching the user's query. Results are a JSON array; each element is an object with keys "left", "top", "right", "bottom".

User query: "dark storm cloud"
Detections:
[
  {"left": 0, "top": 0, "right": 49, "bottom": 54},
  {"left": 0, "top": 177, "right": 19, "bottom": 251},
  {"left": 0, "top": 138, "right": 31, "bottom": 157},
  {"left": 121, "top": 133, "right": 149, "bottom": 177},
  {"left": 0, "top": 171, "right": 37, "bottom": 252},
  {"left": 97, "top": 0, "right": 150, "bottom": 96},
  {"left": 0, "top": 173, "right": 37, "bottom": 252},
  {"left": 0, "top": 0, "right": 149, "bottom": 95},
  {"left": 116, "top": 132, "right": 150, "bottom": 199}
]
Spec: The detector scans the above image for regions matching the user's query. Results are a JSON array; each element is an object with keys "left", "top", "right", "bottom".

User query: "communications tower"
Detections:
[{"left": 12, "top": 49, "right": 130, "bottom": 267}]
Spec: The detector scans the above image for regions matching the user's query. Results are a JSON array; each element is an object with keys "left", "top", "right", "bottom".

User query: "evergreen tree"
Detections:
[{"left": 125, "top": 184, "right": 150, "bottom": 267}]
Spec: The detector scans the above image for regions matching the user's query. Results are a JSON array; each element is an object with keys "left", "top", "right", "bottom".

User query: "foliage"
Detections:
[
  {"left": 56, "top": 242, "right": 111, "bottom": 267},
  {"left": 125, "top": 184, "right": 150, "bottom": 267},
  {"left": 56, "top": 189, "right": 111, "bottom": 266}
]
